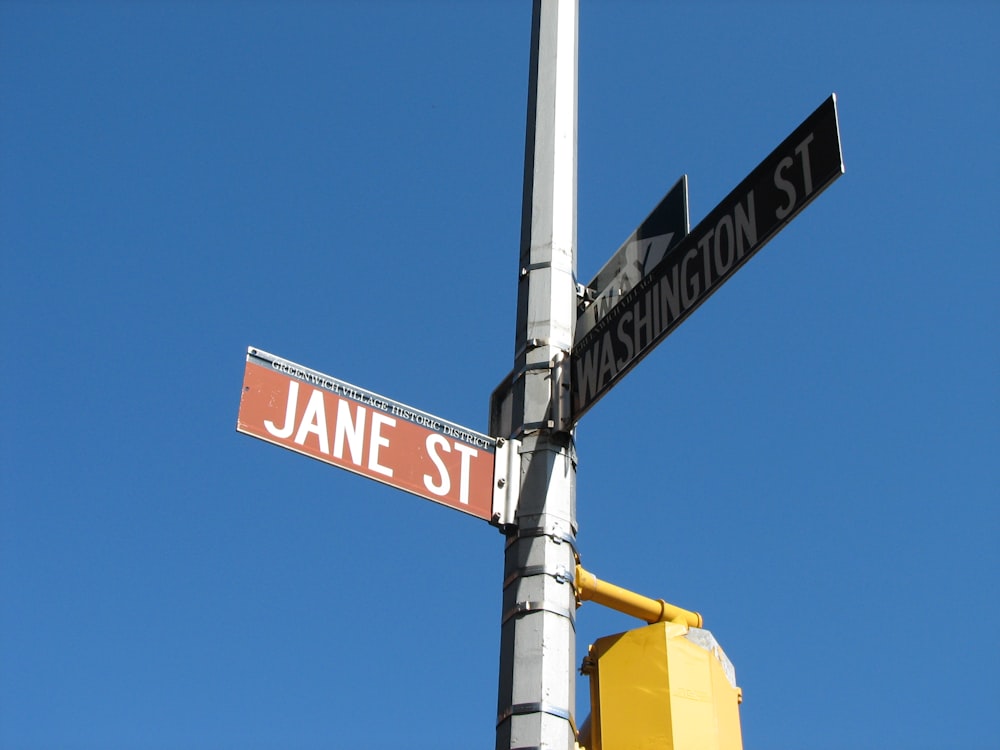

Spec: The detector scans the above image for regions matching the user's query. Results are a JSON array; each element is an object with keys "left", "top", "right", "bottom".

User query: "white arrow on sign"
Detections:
[
  {"left": 581, "top": 230, "right": 677, "bottom": 337},
  {"left": 575, "top": 175, "right": 689, "bottom": 346}
]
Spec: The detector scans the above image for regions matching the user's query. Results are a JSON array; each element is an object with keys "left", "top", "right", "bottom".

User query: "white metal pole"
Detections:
[{"left": 496, "top": 2, "right": 578, "bottom": 749}]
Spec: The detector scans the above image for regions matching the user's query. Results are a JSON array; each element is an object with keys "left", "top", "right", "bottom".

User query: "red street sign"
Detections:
[{"left": 237, "top": 348, "right": 502, "bottom": 521}]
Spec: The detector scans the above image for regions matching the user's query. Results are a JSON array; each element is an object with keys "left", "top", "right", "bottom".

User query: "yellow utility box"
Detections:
[{"left": 580, "top": 621, "right": 742, "bottom": 750}]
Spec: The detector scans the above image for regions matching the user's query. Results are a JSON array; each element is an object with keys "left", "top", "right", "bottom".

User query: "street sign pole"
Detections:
[
  {"left": 231, "top": 5, "right": 846, "bottom": 745},
  {"left": 496, "top": 2, "right": 578, "bottom": 749}
]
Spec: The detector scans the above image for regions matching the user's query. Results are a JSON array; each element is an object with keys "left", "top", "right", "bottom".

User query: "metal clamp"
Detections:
[
  {"left": 505, "top": 522, "right": 578, "bottom": 554},
  {"left": 501, "top": 342, "right": 574, "bottom": 436},
  {"left": 501, "top": 600, "right": 576, "bottom": 627},
  {"left": 502, "top": 563, "right": 574, "bottom": 591},
  {"left": 497, "top": 702, "right": 577, "bottom": 735},
  {"left": 512, "top": 337, "right": 565, "bottom": 361},
  {"left": 491, "top": 437, "right": 522, "bottom": 529},
  {"left": 551, "top": 349, "right": 571, "bottom": 432}
]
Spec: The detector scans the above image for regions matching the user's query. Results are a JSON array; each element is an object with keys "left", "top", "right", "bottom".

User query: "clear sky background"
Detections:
[{"left": 2, "top": 2, "right": 997, "bottom": 749}]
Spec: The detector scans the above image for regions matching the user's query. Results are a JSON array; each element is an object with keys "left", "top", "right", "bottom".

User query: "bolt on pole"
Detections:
[{"left": 496, "top": 2, "right": 579, "bottom": 750}]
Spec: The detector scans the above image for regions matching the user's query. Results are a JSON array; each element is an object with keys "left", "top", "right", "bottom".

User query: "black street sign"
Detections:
[
  {"left": 571, "top": 94, "right": 844, "bottom": 421},
  {"left": 576, "top": 175, "right": 689, "bottom": 345}
]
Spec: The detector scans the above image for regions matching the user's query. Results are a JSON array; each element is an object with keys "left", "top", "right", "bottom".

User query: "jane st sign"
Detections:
[
  {"left": 237, "top": 348, "right": 513, "bottom": 522},
  {"left": 571, "top": 94, "right": 844, "bottom": 420}
]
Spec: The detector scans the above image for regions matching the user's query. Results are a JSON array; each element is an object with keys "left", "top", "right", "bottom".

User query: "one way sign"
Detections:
[{"left": 576, "top": 175, "right": 689, "bottom": 346}]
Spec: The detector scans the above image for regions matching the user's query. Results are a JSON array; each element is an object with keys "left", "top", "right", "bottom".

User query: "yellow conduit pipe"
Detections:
[{"left": 575, "top": 564, "right": 703, "bottom": 628}]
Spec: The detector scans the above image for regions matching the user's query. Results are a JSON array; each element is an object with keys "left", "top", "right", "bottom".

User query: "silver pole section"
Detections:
[{"left": 497, "top": 2, "right": 578, "bottom": 750}]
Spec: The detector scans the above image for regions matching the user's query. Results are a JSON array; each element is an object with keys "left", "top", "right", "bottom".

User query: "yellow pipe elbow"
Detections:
[{"left": 575, "top": 564, "right": 702, "bottom": 628}]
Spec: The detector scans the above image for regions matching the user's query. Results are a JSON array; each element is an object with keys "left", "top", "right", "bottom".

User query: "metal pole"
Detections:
[{"left": 497, "top": 2, "right": 578, "bottom": 749}]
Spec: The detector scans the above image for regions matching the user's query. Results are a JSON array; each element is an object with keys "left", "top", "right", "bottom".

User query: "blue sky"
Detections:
[{"left": 2, "top": 2, "right": 997, "bottom": 749}]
